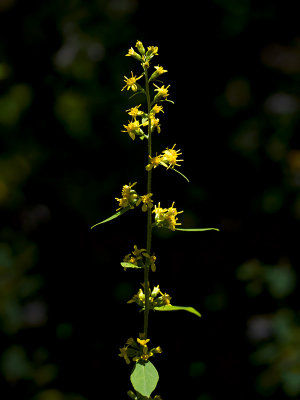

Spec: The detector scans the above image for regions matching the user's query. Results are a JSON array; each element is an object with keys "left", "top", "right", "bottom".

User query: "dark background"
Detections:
[{"left": 1, "top": 0, "right": 300, "bottom": 399}]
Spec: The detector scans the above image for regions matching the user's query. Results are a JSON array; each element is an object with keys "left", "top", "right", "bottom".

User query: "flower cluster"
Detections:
[
  {"left": 123, "top": 245, "right": 157, "bottom": 272},
  {"left": 119, "top": 335, "right": 162, "bottom": 365},
  {"left": 127, "top": 285, "right": 171, "bottom": 309},
  {"left": 146, "top": 144, "right": 183, "bottom": 171},
  {"left": 115, "top": 183, "right": 153, "bottom": 212},
  {"left": 152, "top": 202, "right": 183, "bottom": 231},
  {"left": 121, "top": 41, "right": 171, "bottom": 141}
]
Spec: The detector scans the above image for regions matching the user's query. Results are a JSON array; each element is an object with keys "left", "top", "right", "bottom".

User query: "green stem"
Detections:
[{"left": 143, "top": 67, "right": 152, "bottom": 339}]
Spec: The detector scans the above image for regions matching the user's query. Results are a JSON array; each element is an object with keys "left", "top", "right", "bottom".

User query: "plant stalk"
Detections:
[{"left": 144, "top": 67, "right": 152, "bottom": 339}]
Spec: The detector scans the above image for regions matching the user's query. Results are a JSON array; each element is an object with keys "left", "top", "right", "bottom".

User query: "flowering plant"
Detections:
[{"left": 92, "top": 40, "right": 219, "bottom": 399}]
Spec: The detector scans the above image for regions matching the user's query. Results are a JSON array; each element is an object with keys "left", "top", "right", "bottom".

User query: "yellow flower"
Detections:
[
  {"left": 151, "top": 104, "right": 164, "bottom": 114},
  {"left": 122, "top": 120, "right": 143, "bottom": 140},
  {"left": 125, "top": 47, "right": 142, "bottom": 61},
  {"left": 150, "top": 116, "right": 161, "bottom": 133},
  {"left": 147, "top": 46, "right": 159, "bottom": 57},
  {"left": 115, "top": 182, "right": 138, "bottom": 211},
  {"left": 121, "top": 71, "right": 143, "bottom": 92},
  {"left": 152, "top": 201, "right": 183, "bottom": 231},
  {"left": 126, "top": 104, "right": 143, "bottom": 119},
  {"left": 145, "top": 154, "right": 163, "bottom": 171},
  {"left": 137, "top": 338, "right": 150, "bottom": 347},
  {"left": 150, "top": 65, "right": 168, "bottom": 81},
  {"left": 138, "top": 193, "right": 154, "bottom": 212},
  {"left": 153, "top": 83, "right": 170, "bottom": 101},
  {"left": 161, "top": 144, "right": 183, "bottom": 169}
]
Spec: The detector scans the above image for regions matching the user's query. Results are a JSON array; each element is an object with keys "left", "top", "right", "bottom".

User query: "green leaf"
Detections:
[
  {"left": 172, "top": 168, "right": 190, "bottom": 182},
  {"left": 175, "top": 228, "right": 219, "bottom": 232},
  {"left": 154, "top": 304, "right": 201, "bottom": 317},
  {"left": 159, "top": 161, "right": 189, "bottom": 182},
  {"left": 130, "top": 361, "right": 159, "bottom": 398},
  {"left": 120, "top": 262, "right": 142, "bottom": 270},
  {"left": 90, "top": 206, "right": 131, "bottom": 229}
]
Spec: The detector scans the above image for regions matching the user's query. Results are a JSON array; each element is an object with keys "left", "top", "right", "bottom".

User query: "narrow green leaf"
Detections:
[
  {"left": 154, "top": 304, "right": 202, "bottom": 317},
  {"left": 175, "top": 228, "right": 219, "bottom": 232},
  {"left": 130, "top": 361, "right": 159, "bottom": 398},
  {"left": 159, "top": 161, "right": 189, "bottom": 182},
  {"left": 172, "top": 168, "right": 190, "bottom": 182},
  {"left": 90, "top": 206, "right": 131, "bottom": 229},
  {"left": 120, "top": 262, "right": 142, "bottom": 270}
]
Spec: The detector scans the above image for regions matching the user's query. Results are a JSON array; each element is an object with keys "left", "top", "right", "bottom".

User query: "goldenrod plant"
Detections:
[{"left": 91, "top": 41, "right": 219, "bottom": 399}]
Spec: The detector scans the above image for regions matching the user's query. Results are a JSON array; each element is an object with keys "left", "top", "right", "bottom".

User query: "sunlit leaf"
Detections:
[
  {"left": 172, "top": 168, "right": 190, "bottom": 182},
  {"left": 154, "top": 304, "right": 201, "bottom": 317},
  {"left": 120, "top": 262, "right": 142, "bottom": 270},
  {"left": 130, "top": 361, "right": 159, "bottom": 397},
  {"left": 91, "top": 206, "right": 131, "bottom": 229}
]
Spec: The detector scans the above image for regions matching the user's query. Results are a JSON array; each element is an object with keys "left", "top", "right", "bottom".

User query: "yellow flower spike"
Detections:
[
  {"left": 121, "top": 71, "right": 143, "bottom": 92},
  {"left": 161, "top": 144, "right": 184, "bottom": 169}
]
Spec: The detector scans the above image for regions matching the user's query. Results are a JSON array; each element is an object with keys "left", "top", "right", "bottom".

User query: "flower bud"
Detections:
[
  {"left": 135, "top": 40, "right": 145, "bottom": 55},
  {"left": 127, "top": 390, "right": 137, "bottom": 399}
]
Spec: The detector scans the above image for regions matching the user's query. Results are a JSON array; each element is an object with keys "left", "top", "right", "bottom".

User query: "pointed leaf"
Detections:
[
  {"left": 175, "top": 228, "right": 219, "bottom": 232},
  {"left": 159, "top": 161, "right": 189, "bottom": 182},
  {"left": 172, "top": 168, "right": 190, "bottom": 182},
  {"left": 121, "top": 262, "right": 143, "bottom": 270},
  {"left": 130, "top": 361, "right": 159, "bottom": 397},
  {"left": 90, "top": 206, "right": 131, "bottom": 229},
  {"left": 154, "top": 304, "right": 201, "bottom": 317}
]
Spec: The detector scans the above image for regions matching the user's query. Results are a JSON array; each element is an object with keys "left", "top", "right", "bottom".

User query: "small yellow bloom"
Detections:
[
  {"left": 150, "top": 65, "right": 168, "bottom": 81},
  {"left": 147, "top": 46, "right": 159, "bottom": 57},
  {"left": 138, "top": 193, "right": 154, "bottom": 212},
  {"left": 161, "top": 144, "right": 183, "bottom": 169},
  {"left": 153, "top": 201, "right": 183, "bottom": 231},
  {"left": 151, "top": 104, "right": 164, "bottom": 114},
  {"left": 126, "top": 104, "right": 143, "bottom": 119},
  {"left": 115, "top": 182, "right": 138, "bottom": 211},
  {"left": 137, "top": 338, "right": 150, "bottom": 347},
  {"left": 122, "top": 120, "right": 143, "bottom": 140},
  {"left": 125, "top": 47, "right": 142, "bottom": 61},
  {"left": 150, "top": 116, "right": 161, "bottom": 133},
  {"left": 153, "top": 83, "right": 170, "bottom": 100},
  {"left": 145, "top": 154, "right": 162, "bottom": 171},
  {"left": 121, "top": 71, "right": 143, "bottom": 92}
]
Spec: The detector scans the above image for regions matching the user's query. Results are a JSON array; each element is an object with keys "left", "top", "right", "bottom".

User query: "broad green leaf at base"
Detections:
[
  {"left": 154, "top": 304, "right": 201, "bottom": 317},
  {"left": 90, "top": 206, "right": 131, "bottom": 229},
  {"left": 130, "top": 361, "right": 159, "bottom": 398}
]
